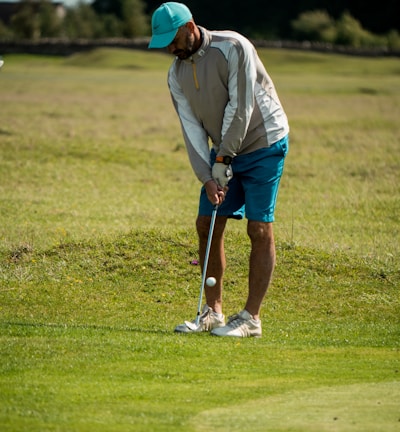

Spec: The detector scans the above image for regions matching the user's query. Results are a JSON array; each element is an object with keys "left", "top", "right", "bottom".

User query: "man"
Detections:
[{"left": 148, "top": 2, "right": 289, "bottom": 337}]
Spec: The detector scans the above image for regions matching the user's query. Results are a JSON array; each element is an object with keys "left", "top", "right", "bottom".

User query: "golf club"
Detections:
[{"left": 194, "top": 204, "right": 219, "bottom": 327}]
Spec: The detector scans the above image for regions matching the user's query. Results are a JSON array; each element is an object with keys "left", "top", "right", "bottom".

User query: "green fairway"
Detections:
[
  {"left": 0, "top": 48, "right": 399, "bottom": 431},
  {"left": 192, "top": 381, "right": 400, "bottom": 431}
]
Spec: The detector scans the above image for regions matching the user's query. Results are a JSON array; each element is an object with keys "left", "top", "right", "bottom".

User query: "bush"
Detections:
[
  {"left": 386, "top": 30, "right": 400, "bottom": 50},
  {"left": 335, "top": 11, "right": 383, "bottom": 47},
  {"left": 291, "top": 9, "right": 396, "bottom": 49},
  {"left": 291, "top": 10, "right": 337, "bottom": 43}
]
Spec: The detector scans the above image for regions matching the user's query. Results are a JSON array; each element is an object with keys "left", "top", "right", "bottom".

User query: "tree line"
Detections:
[{"left": 0, "top": 0, "right": 399, "bottom": 51}]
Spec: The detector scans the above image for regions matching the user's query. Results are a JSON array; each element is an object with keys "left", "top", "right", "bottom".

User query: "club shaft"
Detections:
[{"left": 195, "top": 204, "right": 218, "bottom": 326}]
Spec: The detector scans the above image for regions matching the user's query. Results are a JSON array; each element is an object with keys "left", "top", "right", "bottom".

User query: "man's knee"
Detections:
[{"left": 247, "top": 221, "right": 274, "bottom": 242}]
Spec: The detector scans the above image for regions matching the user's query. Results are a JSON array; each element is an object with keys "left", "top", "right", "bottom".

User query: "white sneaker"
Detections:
[
  {"left": 174, "top": 305, "right": 225, "bottom": 334},
  {"left": 210, "top": 309, "right": 262, "bottom": 337}
]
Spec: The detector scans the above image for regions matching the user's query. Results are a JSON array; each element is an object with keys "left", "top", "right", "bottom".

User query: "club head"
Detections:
[{"left": 184, "top": 320, "right": 201, "bottom": 331}]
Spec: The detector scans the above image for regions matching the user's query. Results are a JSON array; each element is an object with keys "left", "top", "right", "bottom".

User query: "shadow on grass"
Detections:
[{"left": 0, "top": 320, "right": 171, "bottom": 335}]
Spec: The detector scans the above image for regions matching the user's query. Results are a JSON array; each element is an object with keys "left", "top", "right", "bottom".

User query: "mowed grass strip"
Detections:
[{"left": 191, "top": 381, "right": 400, "bottom": 432}]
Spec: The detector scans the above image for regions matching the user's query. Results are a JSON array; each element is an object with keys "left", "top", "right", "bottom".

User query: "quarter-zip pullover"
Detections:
[{"left": 168, "top": 27, "right": 289, "bottom": 185}]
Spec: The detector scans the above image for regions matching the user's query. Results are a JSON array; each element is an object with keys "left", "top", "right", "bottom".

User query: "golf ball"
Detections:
[{"left": 206, "top": 277, "right": 217, "bottom": 287}]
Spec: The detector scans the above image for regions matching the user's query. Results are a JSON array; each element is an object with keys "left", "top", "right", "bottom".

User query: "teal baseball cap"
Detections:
[{"left": 148, "top": 2, "right": 192, "bottom": 49}]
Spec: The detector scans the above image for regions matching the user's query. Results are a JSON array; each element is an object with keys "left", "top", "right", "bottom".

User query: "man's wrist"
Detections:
[{"left": 215, "top": 155, "right": 233, "bottom": 165}]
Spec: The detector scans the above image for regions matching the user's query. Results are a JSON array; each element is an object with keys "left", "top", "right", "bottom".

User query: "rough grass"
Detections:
[
  {"left": 1, "top": 229, "right": 399, "bottom": 343},
  {"left": 0, "top": 48, "right": 399, "bottom": 431}
]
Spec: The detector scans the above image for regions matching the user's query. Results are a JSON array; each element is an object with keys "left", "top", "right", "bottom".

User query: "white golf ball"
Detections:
[{"left": 206, "top": 277, "right": 216, "bottom": 287}]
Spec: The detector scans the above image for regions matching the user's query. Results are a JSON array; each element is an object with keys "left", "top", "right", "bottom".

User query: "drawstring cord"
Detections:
[{"left": 191, "top": 60, "right": 200, "bottom": 90}]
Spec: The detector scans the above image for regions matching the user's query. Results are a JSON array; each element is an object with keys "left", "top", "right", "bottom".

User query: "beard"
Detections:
[{"left": 173, "top": 33, "right": 196, "bottom": 60}]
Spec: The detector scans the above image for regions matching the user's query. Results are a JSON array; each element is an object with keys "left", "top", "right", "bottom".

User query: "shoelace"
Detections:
[
  {"left": 193, "top": 308, "right": 212, "bottom": 329},
  {"left": 227, "top": 314, "right": 246, "bottom": 329},
  {"left": 199, "top": 308, "right": 211, "bottom": 321}
]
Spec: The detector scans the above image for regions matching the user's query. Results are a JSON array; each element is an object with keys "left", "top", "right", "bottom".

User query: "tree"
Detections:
[
  {"left": 63, "top": 3, "right": 103, "bottom": 38},
  {"left": 121, "top": 0, "right": 149, "bottom": 37},
  {"left": 38, "top": 0, "right": 63, "bottom": 37},
  {"left": 9, "top": 0, "right": 63, "bottom": 39},
  {"left": 10, "top": 1, "right": 40, "bottom": 39},
  {"left": 92, "top": 0, "right": 149, "bottom": 37},
  {"left": 0, "top": 19, "right": 13, "bottom": 39},
  {"left": 143, "top": 0, "right": 399, "bottom": 39}
]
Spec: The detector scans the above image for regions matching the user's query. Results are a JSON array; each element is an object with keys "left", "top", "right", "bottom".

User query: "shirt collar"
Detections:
[{"left": 186, "top": 26, "right": 210, "bottom": 62}]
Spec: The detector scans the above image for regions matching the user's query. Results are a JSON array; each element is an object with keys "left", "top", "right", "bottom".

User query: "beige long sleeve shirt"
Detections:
[{"left": 168, "top": 26, "right": 289, "bottom": 184}]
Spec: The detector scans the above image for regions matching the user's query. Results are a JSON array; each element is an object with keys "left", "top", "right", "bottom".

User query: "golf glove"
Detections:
[{"left": 212, "top": 163, "right": 233, "bottom": 188}]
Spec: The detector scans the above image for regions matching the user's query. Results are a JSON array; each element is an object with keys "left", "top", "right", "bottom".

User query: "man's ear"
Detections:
[{"left": 185, "top": 20, "right": 195, "bottom": 34}]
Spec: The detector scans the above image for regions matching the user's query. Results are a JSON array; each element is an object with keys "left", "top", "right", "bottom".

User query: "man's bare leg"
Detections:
[{"left": 245, "top": 221, "right": 276, "bottom": 320}]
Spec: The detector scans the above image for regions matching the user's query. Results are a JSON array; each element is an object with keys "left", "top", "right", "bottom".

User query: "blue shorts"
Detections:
[{"left": 198, "top": 135, "right": 289, "bottom": 222}]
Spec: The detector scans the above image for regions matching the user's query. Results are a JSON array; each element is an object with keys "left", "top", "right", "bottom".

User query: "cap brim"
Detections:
[{"left": 148, "top": 28, "right": 178, "bottom": 49}]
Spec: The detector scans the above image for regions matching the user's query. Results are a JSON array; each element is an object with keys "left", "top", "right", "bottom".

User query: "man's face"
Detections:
[{"left": 167, "top": 24, "right": 196, "bottom": 60}]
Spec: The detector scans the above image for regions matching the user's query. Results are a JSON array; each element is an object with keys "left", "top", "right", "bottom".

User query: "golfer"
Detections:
[{"left": 149, "top": 2, "right": 289, "bottom": 337}]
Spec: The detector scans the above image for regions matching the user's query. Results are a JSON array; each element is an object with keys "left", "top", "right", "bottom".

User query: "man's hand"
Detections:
[
  {"left": 204, "top": 180, "right": 228, "bottom": 205},
  {"left": 212, "top": 163, "right": 233, "bottom": 188}
]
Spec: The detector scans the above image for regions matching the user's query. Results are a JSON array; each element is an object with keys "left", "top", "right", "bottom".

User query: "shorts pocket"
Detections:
[{"left": 277, "top": 135, "right": 289, "bottom": 157}]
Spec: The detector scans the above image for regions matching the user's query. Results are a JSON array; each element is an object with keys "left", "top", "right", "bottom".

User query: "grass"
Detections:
[{"left": 0, "top": 48, "right": 399, "bottom": 431}]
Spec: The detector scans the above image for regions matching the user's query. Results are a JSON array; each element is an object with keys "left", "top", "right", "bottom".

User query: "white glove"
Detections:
[{"left": 212, "top": 163, "right": 233, "bottom": 188}]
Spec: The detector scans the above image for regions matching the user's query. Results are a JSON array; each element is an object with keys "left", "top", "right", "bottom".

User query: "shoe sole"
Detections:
[
  {"left": 174, "top": 322, "right": 226, "bottom": 334},
  {"left": 211, "top": 333, "right": 262, "bottom": 338}
]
